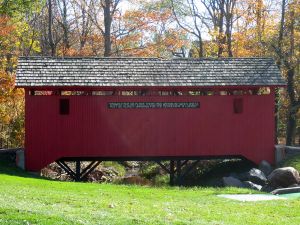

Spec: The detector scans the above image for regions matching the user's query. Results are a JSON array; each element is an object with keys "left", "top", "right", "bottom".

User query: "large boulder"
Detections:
[
  {"left": 268, "top": 167, "right": 300, "bottom": 188},
  {"left": 259, "top": 160, "right": 273, "bottom": 176},
  {"left": 247, "top": 168, "right": 267, "bottom": 186},
  {"left": 222, "top": 176, "right": 245, "bottom": 188},
  {"left": 271, "top": 186, "right": 300, "bottom": 195},
  {"left": 243, "top": 181, "right": 262, "bottom": 191},
  {"left": 261, "top": 184, "right": 275, "bottom": 193}
]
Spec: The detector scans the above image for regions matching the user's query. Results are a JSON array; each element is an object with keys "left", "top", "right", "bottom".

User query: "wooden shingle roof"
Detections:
[{"left": 16, "top": 57, "right": 285, "bottom": 87}]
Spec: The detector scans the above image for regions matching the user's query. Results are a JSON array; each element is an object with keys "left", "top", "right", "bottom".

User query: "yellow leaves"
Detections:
[
  {"left": 0, "top": 16, "right": 25, "bottom": 147},
  {"left": 1, "top": 115, "right": 10, "bottom": 125},
  {"left": 0, "top": 71, "right": 13, "bottom": 94},
  {"left": 0, "top": 69, "right": 24, "bottom": 147},
  {"left": 229, "top": 2, "right": 278, "bottom": 57},
  {"left": 14, "top": 20, "right": 41, "bottom": 54}
]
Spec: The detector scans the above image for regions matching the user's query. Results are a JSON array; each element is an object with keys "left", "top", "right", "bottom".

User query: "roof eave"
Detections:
[{"left": 16, "top": 84, "right": 287, "bottom": 90}]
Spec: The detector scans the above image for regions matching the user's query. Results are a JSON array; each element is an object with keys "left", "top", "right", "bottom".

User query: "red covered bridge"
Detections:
[{"left": 16, "top": 57, "right": 285, "bottom": 183}]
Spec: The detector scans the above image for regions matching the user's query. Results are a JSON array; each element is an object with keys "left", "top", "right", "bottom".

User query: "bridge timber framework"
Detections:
[{"left": 56, "top": 156, "right": 245, "bottom": 185}]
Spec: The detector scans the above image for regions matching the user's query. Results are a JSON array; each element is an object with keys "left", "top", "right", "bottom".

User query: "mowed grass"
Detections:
[
  {"left": 0, "top": 159, "right": 300, "bottom": 225},
  {"left": 282, "top": 154, "right": 300, "bottom": 172}
]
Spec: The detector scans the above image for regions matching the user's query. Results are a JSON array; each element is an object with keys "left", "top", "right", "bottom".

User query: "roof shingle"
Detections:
[{"left": 16, "top": 57, "right": 285, "bottom": 87}]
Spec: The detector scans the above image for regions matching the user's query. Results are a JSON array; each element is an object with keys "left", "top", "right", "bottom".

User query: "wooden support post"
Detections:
[
  {"left": 75, "top": 160, "right": 81, "bottom": 182},
  {"left": 80, "top": 161, "right": 101, "bottom": 181},
  {"left": 56, "top": 160, "right": 76, "bottom": 180},
  {"left": 56, "top": 160, "right": 101, "bottom": 182}
]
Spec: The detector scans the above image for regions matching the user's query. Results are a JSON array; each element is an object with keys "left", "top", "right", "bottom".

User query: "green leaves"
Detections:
[{"left": 0, "top": 0, "right": 41, "bottom": 17}]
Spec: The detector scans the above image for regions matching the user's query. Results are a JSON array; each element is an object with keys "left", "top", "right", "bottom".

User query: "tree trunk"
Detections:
[
  {"left": 256, "top": 0, "right": 263, "bottom": 43},
  {"left": 62, "top": 0, "right": 70, "bottom": 55},
  {"left": 225, "top": 19, "right": 233, "bottom": 57},
  {"left": 275, "top": 0, "right": 286, "bottom": 144},
  {"left": 285, "top": 3, "right": 297, "bottom": 145},
  {"left": 274, "top": 89, "right": 279, "bottom": 144},
  {"left": 103, "top": 0, "right": 112, "bottom": 57},
  {"left": 198, "top": 36, "right": 204, "bottom": 57},
  {"left": 48, "top": 0, "right": 55, "bottom": 56},
  {"left": 286, "top": 107, "right": 296, "bottom": 145},
  {"left": 298, "top": 127, "right": 300, "bottom": 146},
  {"left": 225, "top": 0, "right": 235, "bottom": 57},
  {"left": 80, "top": 7, "right": 88, "bottom": 50},
  {"left": 217, "top": 0, "right": 225, "bottom": 57},
  {"left": 278, "top": 0, "right": 286, "bottom": 58},
  {"left": 285, "top": 62, "right": 298, "bottom": 145}
]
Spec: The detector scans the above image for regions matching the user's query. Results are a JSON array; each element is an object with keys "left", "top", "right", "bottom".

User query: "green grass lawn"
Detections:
[
  {"left": 0, "top": 158, "right": 300, "bottom": 225},
  {"left": 282, "top": 154, "right": 300, "bottom": 172}
]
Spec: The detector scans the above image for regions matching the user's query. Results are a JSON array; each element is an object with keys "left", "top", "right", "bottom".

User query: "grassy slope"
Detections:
[
  {"left": 282, "top": 154, "right": 300, "bottom": 172},
  {"left": 0, "top": 160, "right": 300, "bottom": 225}
]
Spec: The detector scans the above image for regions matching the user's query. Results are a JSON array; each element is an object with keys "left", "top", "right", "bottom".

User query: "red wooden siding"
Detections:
[{"left": 25, "top": 89, "right": 275, "bottom": 171}]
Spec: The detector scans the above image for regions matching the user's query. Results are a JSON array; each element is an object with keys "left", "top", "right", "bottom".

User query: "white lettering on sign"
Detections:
[{"left": 108, "top": 102, "right": 200, "bottom": 109}]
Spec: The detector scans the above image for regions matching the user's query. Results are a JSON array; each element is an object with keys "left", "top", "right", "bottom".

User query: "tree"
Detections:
[
  {"left": 0, "top": 0, "right": 42, "bottom": 147},
  {"left": 57, "top": 0, "right": 71, "bottom": 55},
  {"left": 113, "top": 0, "right": 187, "bottom": 58},
  {"left": 70, "top": 0, "right": 92, "bottom": 53},
  {"left": 281, "top": 0, "right": 300, "bottom": 145},
  {"left": 83, "top": 0, "right": 121, "bottom": 57},
  {"left": 201, "top": 0, "right": 226, "bottom": 57},
  {"left": 48, "top": 0, "right": 56, "bottom": 56},
  {"left": 171, "top": 0, "right": 238, "bottom": 58},
  {"left": 224, "top": 0, "right": 236, "bottom": 57},
  {"left": 0, "top": 16, "right": 25, "bottom": 147},
  {"left": 171, "top": 0, "right": 204, "bottom": 57},
  {"left": 270, "top": 0, "right": 300, "bottom": 145}
]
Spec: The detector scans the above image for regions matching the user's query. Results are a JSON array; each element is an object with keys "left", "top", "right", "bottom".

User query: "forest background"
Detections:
[{"left": 0, "top": 0, "right": 299, "bottom": 148}]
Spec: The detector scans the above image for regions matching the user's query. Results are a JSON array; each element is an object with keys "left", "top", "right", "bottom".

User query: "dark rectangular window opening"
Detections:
[
  {"left": 233, "top": 98, "right": 243, "bottom": 114},
  {"left": 60, "top": 99, "right": 69, "bottom": 115}
]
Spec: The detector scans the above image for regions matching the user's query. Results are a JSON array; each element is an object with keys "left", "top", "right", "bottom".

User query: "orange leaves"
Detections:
[
  {"left": 112, "top": 3, "right": 186, "bottom": 58},
  {"left": 0, "top": 16, "right": 17, "bottom": 57},
  {"left": 0, "top": 16, "right": 14, "bottom": 37},
  {"left": 0, "top": 15, "right": 24, "bottom": 147},
  {"left": 45, "top": 1, "right": 186, "bottom": 58},
  {"left": 122, "top": 8, "right": 172, "bottom": 34}
]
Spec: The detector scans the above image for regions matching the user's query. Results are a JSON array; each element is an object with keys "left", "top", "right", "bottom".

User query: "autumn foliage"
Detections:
[
  {"left": 0, "top": 16, "right": 24, "bottom": 148},
  {"left": 0, "top": 0, "right": 300, "bottom": 147}
]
